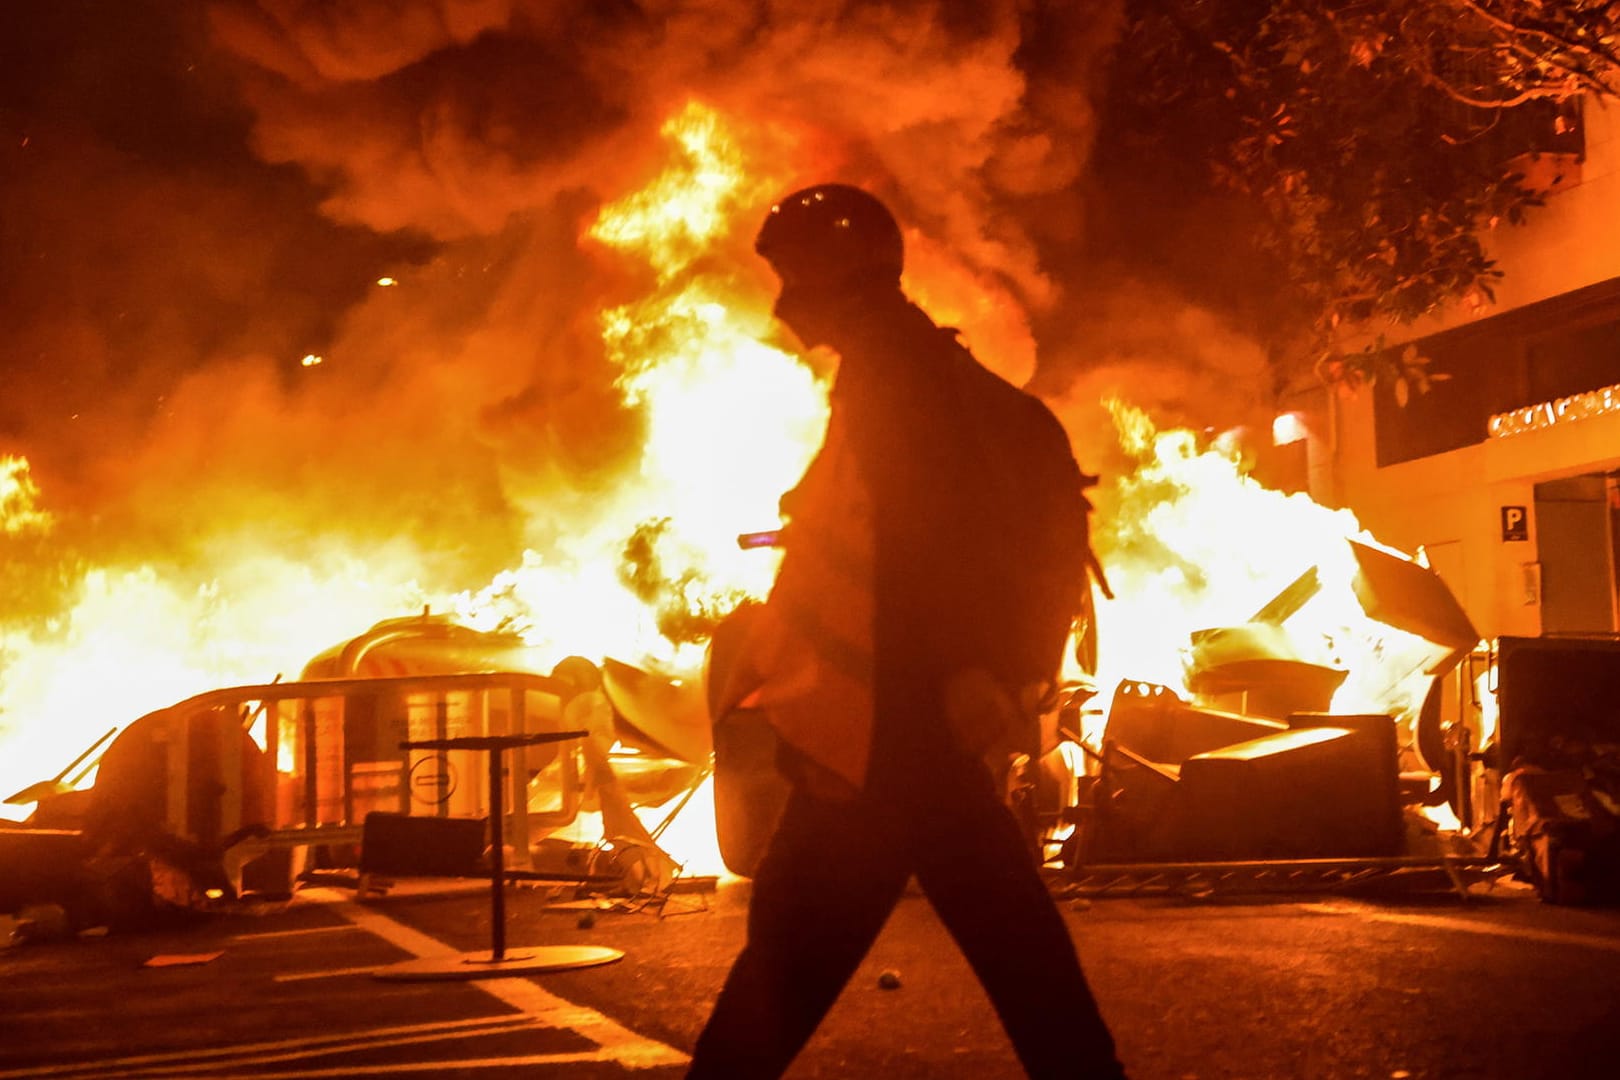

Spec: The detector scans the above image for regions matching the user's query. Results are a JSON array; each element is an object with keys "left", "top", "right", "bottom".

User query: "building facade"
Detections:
[{"left": 1307, "top": 96, "right": 1620, "bottom": 644}]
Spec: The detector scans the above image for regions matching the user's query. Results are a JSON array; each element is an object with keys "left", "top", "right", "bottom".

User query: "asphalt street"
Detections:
[{"left": 4, "top": 872, "right": 1620, "bottom": 1079}]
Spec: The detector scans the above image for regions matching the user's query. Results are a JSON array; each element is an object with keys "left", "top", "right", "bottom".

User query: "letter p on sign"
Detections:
[{"left": 1501, "top": 505, "right": 1528, "bottom": 542}]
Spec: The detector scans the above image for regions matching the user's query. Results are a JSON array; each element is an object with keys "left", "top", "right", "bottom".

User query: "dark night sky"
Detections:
[{"left": 2, "top": 3, "right": 430, "bottom": 487}]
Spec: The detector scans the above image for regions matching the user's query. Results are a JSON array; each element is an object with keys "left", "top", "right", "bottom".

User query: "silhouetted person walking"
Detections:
[{"left": 689, "top": 184, "right": 1124, "bottom": 1079}]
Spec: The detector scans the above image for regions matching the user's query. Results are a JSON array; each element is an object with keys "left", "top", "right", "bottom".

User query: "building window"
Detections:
[{"left": 1374, "top": 276, "right": 1620, "bottom": 466}]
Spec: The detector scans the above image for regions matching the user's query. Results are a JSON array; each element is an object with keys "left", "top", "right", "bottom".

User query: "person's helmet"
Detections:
[{"left": 755, "top": 184, "right": 903, "bottom": 294}]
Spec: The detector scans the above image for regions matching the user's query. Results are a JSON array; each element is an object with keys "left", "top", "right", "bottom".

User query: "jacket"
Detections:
[{"left": 734, "top": 298, "right": 1089, "bottom": 793}]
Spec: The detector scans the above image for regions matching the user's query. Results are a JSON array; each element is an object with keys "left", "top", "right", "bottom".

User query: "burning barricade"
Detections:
[
  {"left": 1065, "top": 539, "right": 1480, "bottom": 875},
  {"left": 1, "top": 614, "right": 723, "bottom": 935},
  {"left": 1045, "top": 541, "right": 1620, "bottom": 905},
  {"left": 5, "top": 89, "right": 1615, "bottom": 941},
  {"left": 4, "top": 505, "right": 1616, "bottom": 934}
]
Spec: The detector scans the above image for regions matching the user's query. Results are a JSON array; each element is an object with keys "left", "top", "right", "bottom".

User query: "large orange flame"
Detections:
[
  {"left": 0, "top": 102, "right": 1460, "bottom": 852},
  {"left": 451, "top": 101, "right": 827, "bottom": 673},
  {"left": 1090, "top": 401, "right": 1458, "bottom": 745},
  {"left": 1, "top": 457, "right": 52, "bottom": 537}
]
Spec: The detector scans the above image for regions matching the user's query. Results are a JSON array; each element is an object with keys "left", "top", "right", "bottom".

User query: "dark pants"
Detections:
[{"left": 688, "top": 746, "right": 1124, "bottom": 1078}]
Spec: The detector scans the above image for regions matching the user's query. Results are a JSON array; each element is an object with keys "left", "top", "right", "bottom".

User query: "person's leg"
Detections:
[
  {"left": 911, "top": 756, "right": 1126, "bottom": 1079},
  {"left": 688, "top": 787, "right": 911, "bottom": 1079}
]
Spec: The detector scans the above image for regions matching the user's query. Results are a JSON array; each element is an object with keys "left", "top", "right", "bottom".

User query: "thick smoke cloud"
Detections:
[
  {"left": 207, "top": 0, "right": 1118, "bottom": 369},
  {"left": 2, "top": 0, "right": 1279, "bottom": 618}
]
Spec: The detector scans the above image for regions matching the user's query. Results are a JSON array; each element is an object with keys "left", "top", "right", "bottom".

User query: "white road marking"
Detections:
[
  {"left": 272, "top": 965, "right": 384, "bottom": 982},
  {"left": 3, "top": 889, "right": 687, "bottom": 1079},
  {"left": 232, "top": 925, "right": 360, "bottom": 941},
  {"left": 130, "top": 1055, "right": 603, "bottom": 1079},
  {"left": 0, "top": 1017, "right": 536, "bottom": 1079},
  {"left": 315, "top": 889, "right": 689, "bottom": 1069},
  {"left": 1303, "top": 901, "right": 1620, "bottom": 953},
  {"left": 475, "top": 975, "right": 688, "bottom": 1070}
]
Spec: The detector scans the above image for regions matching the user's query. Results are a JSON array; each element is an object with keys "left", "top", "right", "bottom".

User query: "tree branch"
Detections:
[
  {"left": 1453, "top": 0, "right": 1620, "bottom": 74},
  {"left": 1415, "top": 67, "right": 1566, "bottom": 109}
]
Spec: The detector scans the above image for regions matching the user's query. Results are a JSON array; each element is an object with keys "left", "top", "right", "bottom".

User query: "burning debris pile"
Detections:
[
  {"left": 5, "top": 397, "right": 1497, "bottom": 930},
  {"left": 1075, "top": 534, "right": 1481, "bottom": 868},
  {"left": 7, "top": 395, "right": 1499, "bottom": 929},
  {"left": 0, "top": 4, "right": 1508, "bottom": 929}
]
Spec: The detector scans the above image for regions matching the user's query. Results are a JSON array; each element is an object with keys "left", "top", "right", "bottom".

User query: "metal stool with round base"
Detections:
[
  {"left": 373, "top": 944, "right": 624, "bottom": 982},
  {"left": 372, "top": 732, "right": 625, "bottom": 982}
]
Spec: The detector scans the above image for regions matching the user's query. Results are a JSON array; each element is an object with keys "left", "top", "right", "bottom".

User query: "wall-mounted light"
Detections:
[{"left": 1272, "top": 411, "right": 1308, "bottom": 446}]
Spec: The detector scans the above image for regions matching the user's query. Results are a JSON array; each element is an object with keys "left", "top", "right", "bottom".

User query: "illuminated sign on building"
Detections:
[{"left": 1488, "top": 381, "right": 1620, "bottom": 438}]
